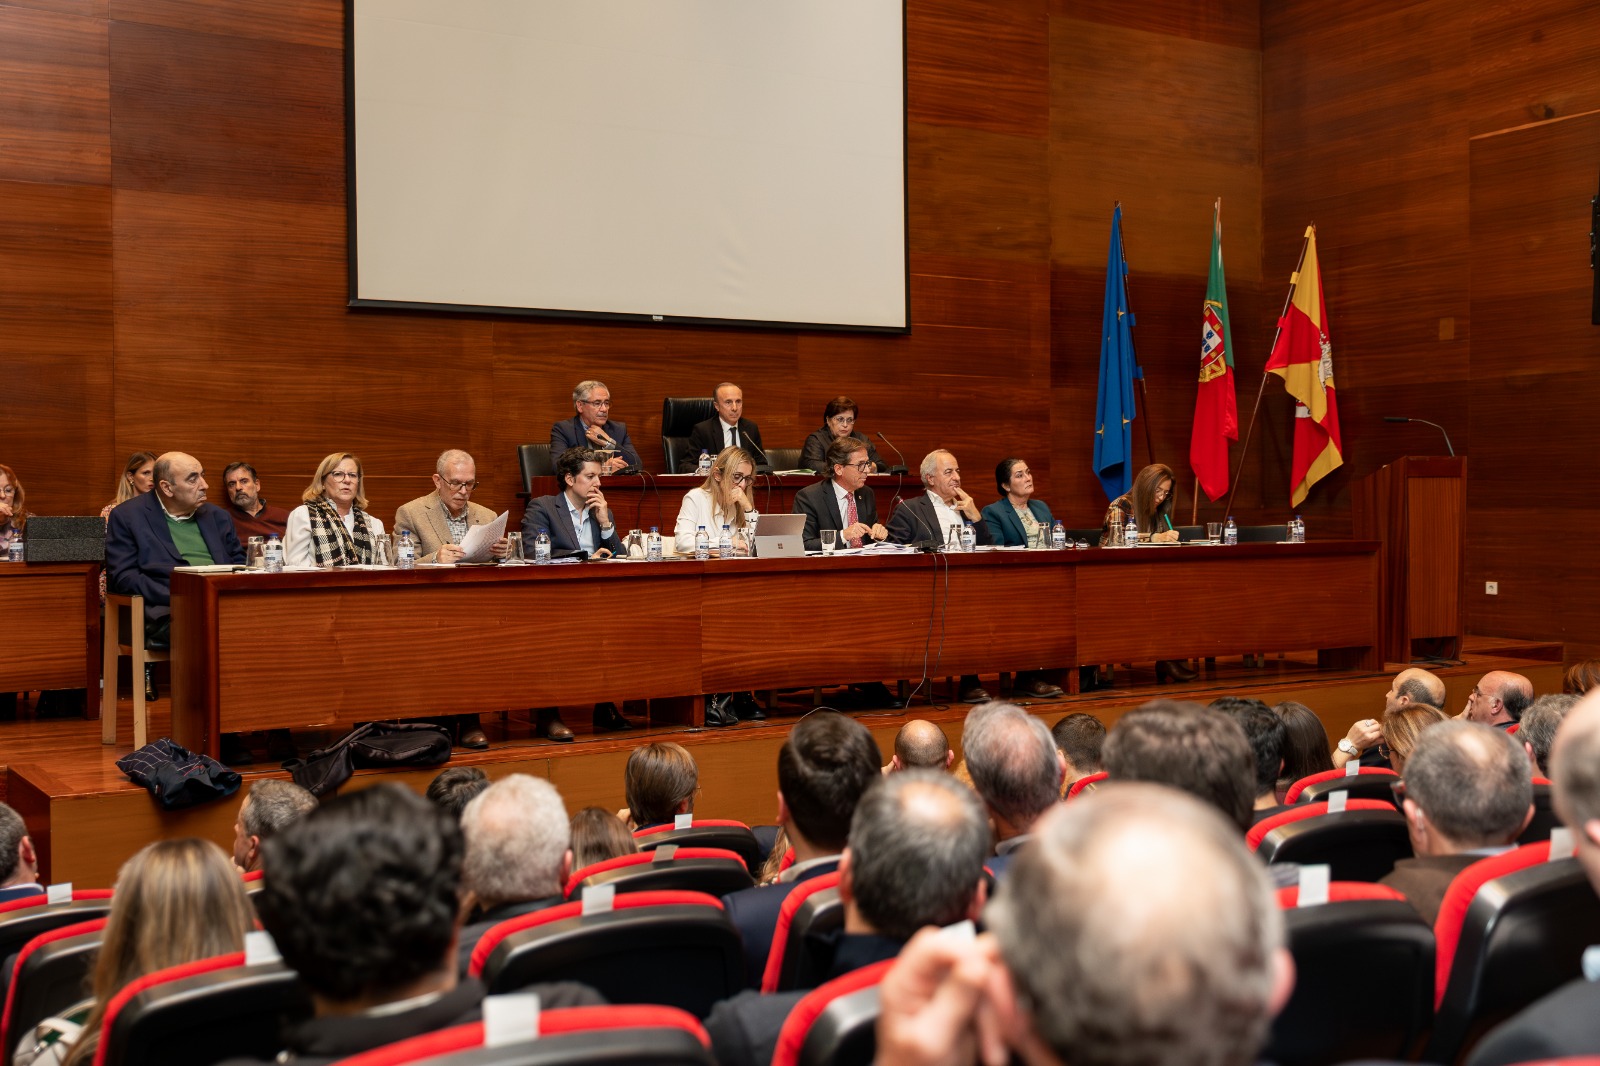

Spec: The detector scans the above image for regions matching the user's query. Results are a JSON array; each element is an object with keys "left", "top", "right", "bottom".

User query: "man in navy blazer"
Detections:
[
  {"left": 685, "top": 382, "right": 769, "bottom": 471},
  {"left": 886, "top": 448, "right": 994, "bottom": 549},
  {"left": 105, "top": 451, "right": 244, "bottom": 645},
  {"left": 792, "top": 437, "right": 888, "bottom": 552},
  {"left": 549, "top": 379, "right": 639, "bottom": 473}
]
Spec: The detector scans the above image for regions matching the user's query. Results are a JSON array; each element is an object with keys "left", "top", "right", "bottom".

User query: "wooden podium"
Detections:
[{"left": 1351, "top": 456, "right": 1466, "bottom": 664}]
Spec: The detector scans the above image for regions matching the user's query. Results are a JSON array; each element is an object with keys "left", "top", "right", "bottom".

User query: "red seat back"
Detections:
[
  {"left": 0, "top": 917, "right": 107, "bottom": 1055},
  {"left": 1274, "top": 881, "right": 1407, "bottom": 908},
  {"left": 771, "top": 958, "right": 895, "bottom": 1066},
  {"left": 1283, "top": 766, "right": 1398, "bottom": 804},
  {"left": 634, "top": 821, "right": 764, "bottom": 872},
  {"left": 760, "top": 872, "right": 843, "bottom": 993},
  {"left": 0, "top": 890, "right": 114, "bottom": 916},
  {"left": 563, "top": 848, "right": 752, "bottom": 900},
  {"left": 326, "top": 1006, "right": 712, "bottom": 1065},
  {"left": 93, "top": 952, "right": 246, "bottom": 1066},
  {"left": 469, "top": 890, "right": 722, "bottom": 978},
  {"left": 1246, "top": 798, "right": 1395, "bottom": 850},
  {"left": 1066, "top": 771, "right": 1108, "bottom": 799},
  {"left": 1432, "top": 841, "right": 1551, "bottom": 1009}
]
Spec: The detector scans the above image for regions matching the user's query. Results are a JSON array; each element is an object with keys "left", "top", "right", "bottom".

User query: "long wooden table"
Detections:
[
  {"left": 0, "top": 562, "right": 102, "bottom": 695},
  {"left": 169, "top": 542, "right": 1381, "bottom": 757}
]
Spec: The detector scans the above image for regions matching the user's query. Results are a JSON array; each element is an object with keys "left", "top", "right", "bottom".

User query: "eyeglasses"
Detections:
[
  {"left": 439, "top": 478, "right": 479, "bottom": 492},
  {"left": 1377, "top": 742, "right": 1391, "bottom": 759},
  {"left": 579, "top": 398, "right": 612, "bottom": 408},
  {"left": 846, "top": 461, "right": 873, "bottom": 471},
  {"left": 830, "top": 416, "right": 857, "bottom": 426},
  {"left": 729, "top": 473, "right": 754, "bottom": 486},
  {"left": 326, "top": 471, "right": 360, "bottom": 481},
  {"left": 0, "top": 486, "right": 14, "bottom": 497},
  {"left": 1389, "top": 779, "right": 1408, "bottom": 806}
]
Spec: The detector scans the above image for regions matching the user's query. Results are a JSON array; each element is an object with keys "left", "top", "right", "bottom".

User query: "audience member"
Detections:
[
  {"left": 685, "top": 382, "right": 768, "bottom": 470},
  {"left": 1460, "top": 670, "right": 1533, "bottom": 729},
  {"left": 99, "top": 451, "right": 155, "bottom": 519},
  {"left": 1520, "top": 693, "right": 1578, "bottom": 778},
  {"left": 550, "top": 379, "right": 638, "bottom": 474},
  {"left": 1380, "top": 721, "right": 1533, "bottom": 924},
  {"left": 1050, "top": 712, "right": 1106, "bottom": 794},
  {"left": 283, "top": 452, "right": 387, "bottom": 568},
  {"left": 569, "top": 806, "right": 638, "bottom": 870},
  {"left": 874, "top": 783, "right": 1294, "bottom": 1066},
  {"left": 1274, "top": 700, "right": 1334, "bottom": 797},
  {"left": 230, "top": 779, "right": 317, "bottom": 874},
  {"left": 1330, "top": 670, "right": 1443, "bottom": 771},
  {"left": 1565, "top": 659, "right": 1600, "bottom": 696},
  {"left": 722, "top": 710, "right": 882, "bottom": 987},
  {"left": 220, "top": 461, "right": 290, "bottom": 540},
  {"left": 0, "top": 803, "right": 42, "bottom": 903},
  {"left": 1102, "top": 699, "right": 1255, "bottom": 832},
  {"left": 706, "top": 770, "right": 990, "bottom": 1066},
  {"left": 456, "top": 775, "right": 571, "bottom": 972},
  {"left": 887, "top": 720, "right": 953, "bottom": 773},
  {"left": 961, "top": 703, "right": 1063, "bottom": 875},
  {"left": 1380, "top": 704, "right": 1449, "bottom": 775},
  {"left": 233, "top": 784, "right": 599, "bottom": 1065},
  {"left": 424, "top": 766, "right": 490, "bottom": 820},
  {"left": 60, "top": 839, "right": 254, "bottom": 1066},
  {"left": 621, "top": 742, "right": 698, "bottom": 830},
  {"left": 1215, "top": 699, "right": 1290, "bottom": 824}
]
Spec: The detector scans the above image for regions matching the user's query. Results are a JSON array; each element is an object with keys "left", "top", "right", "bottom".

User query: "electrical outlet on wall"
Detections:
[{"left": 1485, "top": 581, "right": 1499, "bottom": 595}]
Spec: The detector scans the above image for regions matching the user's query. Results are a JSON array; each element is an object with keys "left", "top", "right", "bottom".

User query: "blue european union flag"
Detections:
[{"left": 1094, "top": 204, "right": 1141, "bottom": 501}]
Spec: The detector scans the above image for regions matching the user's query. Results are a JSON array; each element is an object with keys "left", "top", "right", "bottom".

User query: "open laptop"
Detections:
[{"left": 753, "top": 513, "right": 806, "bottom": 558}]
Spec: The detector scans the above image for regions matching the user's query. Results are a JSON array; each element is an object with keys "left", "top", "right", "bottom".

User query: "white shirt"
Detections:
[
  {"left": 562, "top": 494, "right": 600, "bottom": 554},
  {"left": 926, "top": 490, "right": 962, "bottom": 539},
  {"left": 674, "top": 486, "right": 758, "bottom": 554},
  {"left": 832, "top": 480, "right": 859, "bottom": 529},
  {"left": 283, "top": 504, "right": 386, "bottom": 568}
]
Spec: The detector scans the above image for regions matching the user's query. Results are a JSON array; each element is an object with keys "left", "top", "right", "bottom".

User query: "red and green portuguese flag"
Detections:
[
  {"left": 1265, "top": 225, "right": 1343, "bottom": 506},
  {"left": 1189, "top": 200, "right": 1237, "bottom": 501}
]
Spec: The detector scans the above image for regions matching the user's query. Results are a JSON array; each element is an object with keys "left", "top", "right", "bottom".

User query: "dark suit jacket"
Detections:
[
  {"left": 550, "top": 415, "right": 641, "bottom": 469},
  {"left": 721, "top": 857, "right": 842, "bottom": 989},
  {"left": 105, "top": 492, "right": 245, "bottom": 620},
  {"left": 800, "top": 428, "right": 887, "bottom": 474},
  {"left": 520, "top": 494, "right": 624, "bottom": 556},
  {"left": 793, "top": 481, "right": 878, "bottom": 552},
  {"left": 686, "top": 417, "right": 767, "bottom": 469},
  {"left": 980, "top": 498, "right": 1054, "bottom": 547},
  {"left": 1465, "top": 977, "right": 1600, "bottom": 1066},
  {"left": 456, "top": 895, "right": 563, "bottom": 974},
  {"left": 887, "top": 494, "right": 994, "bottom": 548},
  {"left": 1379, "top": 853, "right": 1485, "bottom": 925}
]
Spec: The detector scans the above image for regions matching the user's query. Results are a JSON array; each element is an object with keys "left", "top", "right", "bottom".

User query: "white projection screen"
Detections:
[{"left": 349, "top": 1, "right": 907, "bottom": 331}]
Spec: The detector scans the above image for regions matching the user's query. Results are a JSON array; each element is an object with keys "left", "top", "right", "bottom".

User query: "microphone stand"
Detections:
[
  {"left": 1383, "top": 416, "right": 1454, "bottom": 457},
  {"left": 878, "top": 433, "right": 937, "bottom": 550}
]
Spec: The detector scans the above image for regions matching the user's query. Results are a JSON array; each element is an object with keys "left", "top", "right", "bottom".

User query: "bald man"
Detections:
[
  {"left": 1461, "top": 670, "right": 1534, "bottom": 730},
  {"left": 886, "top": 720, "right": 954, "bottom": 773},
  {"left": 1335, "top": 666, "right": 1449, "bottom": 769}
]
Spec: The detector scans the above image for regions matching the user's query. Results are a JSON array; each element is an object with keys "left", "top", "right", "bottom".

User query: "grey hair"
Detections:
[
  {"left": 963, "top": 702, "right": 1062, "bottom": 829},
  {"left": 918, "top": 449, "right": 953, "bottom": 484},
  {"left": 460, "top": 774, "right": 571, "bottom": 908},
  {"left": 1396, "top": 672, "right": 1444, "bottom": 706},
  {"left": 1522, "top": 693, "right": 1579, "bottom": 778},
  {"left": 1405, "top": 721, "right": 1532, "bottom": 846},
  {"left": 0, "top": 804, "right": 27, "bottom": 885},
  {"left": 572, "top": 380, "right": 608, "bottom": 409},
  {"left": 1553, "top": 693, "right": 1600, "bottom": 826},
  {"left": 434, "top": 449, "right": 474, "bottom": 478},
  {"left": 241, "top": 780, "right": 318, "bottom": 842}
]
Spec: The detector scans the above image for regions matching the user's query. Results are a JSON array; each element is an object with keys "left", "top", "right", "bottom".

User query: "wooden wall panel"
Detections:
[
  {"left": 0, "top": 4, "right": 108, "bottom": 186},
  {"left": 108, "top": 0, "right": 339, "bottom": 49},
  {"left": 907, "top": 0, "right": 1048, "bottom": 137},
  {"left": 1468, "top": 0, "right": 1600, "bottom": 137}
]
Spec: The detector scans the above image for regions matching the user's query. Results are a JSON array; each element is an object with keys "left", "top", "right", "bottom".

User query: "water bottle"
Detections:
[
  {"left": 1124, "top": 514, "right": 1139, "bottom": 548},
  {"left": 1286, "top": 516, "right": 1296, "bottom": 543},
  {"left": 959, "top": 522, "right": 976, "bottom": 553},
  {"left": 396, "top": 529, "right": 415, "bottom": 569},
  {"left": 264, "top": 533, "right": 284, "bottom": 573},
  {"left": 534, "top": 528, "right": 552, "bottom": 564},
  {"left": 694, "top": 525, "right": 710, "bottom": 560},
  {"left": 696, "top": 450, "right": 712, "bottom": 476},
  {"left": 647, "top": 526, "right": 663, "bottom": 561},
  {"left": 1051, "top": 521, "right": 1066, "bottom": 550},
  {"left": 718, "top": 523, "right": 733, "bottom": 557},
  {"left": 1224, "top": 516, "right": 1238, "bottom": 546},
  {"left": 7, "top": 537, "right": 22, "bottom": 563},
  {"left": 1293, "top": 514, "right": 1306, "bottom": 543}
]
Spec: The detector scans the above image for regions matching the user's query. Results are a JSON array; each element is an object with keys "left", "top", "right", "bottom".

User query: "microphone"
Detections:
[
  {"left": 876, "top": 432, "right": 930, "bottom": 549},
  {"left": 1383, "top": 416, "right": 1455, "bottom": 457},
  {"left": 875, "top": 432, "right": 911, "bottom": 476}
]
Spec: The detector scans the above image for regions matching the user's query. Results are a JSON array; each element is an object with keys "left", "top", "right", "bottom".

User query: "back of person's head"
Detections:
[
  {"left": 1215, "top": 700, "right": 1286, "bottom": 801},
  {"left": 242, "top": 779, "right": 317, "bottom": 842},
  {"left": 1404, "top": 721, "right": 1532, "bottom": 849},
  {"left": 65, "top": 839, "right": 253, "bottom": 1066},
  {"left": 892, "top": 719, "right": 950, "bottom": 770},
  {"left": 1565, "top": 659, "right": 1600, "bottom": 696},
  {"left": 961, "top": 702, "right": 1062, "bottom": 832},
  {"left": 987, "top": 784, "right": 1288, "bottom": 1066},
  {"left": 1103, "top": 700, "right": 1255, "bottom": 832},
  {"left": 1050, "top": 712, "right": 1106, "bottom": 776},
  {"left": 257, "top": 784, "right": 461, "bottom": 1005},
  {"left": 461, "top": 775, "right": 570, "bottom": 908},
  {"left": 777, "top": 710, "right": 883, "bottom": 851},
  {"left": 426, "top": 766, "right": 491, "bottom": 819},
  {"left": 0, "top": 803, "right": 28, "bottom": 886},
  {"left": 570, "top": 807, "right": 638, "bottom": 870},
  {"left": 1521, "top": 693, "right": 1579, "bottom": 778},
  {"left": 844, "top": 771, "right": 989, "bottom": 940},
  {"left": 1381, "top": 704, "right": 1449, "bottom": 771},
  {"left": 1393, "top": 668, "right": 1446, "bottom": 708},
  {"left": 624, "top": 742, "right": 698, "bottom": 828},
  {"left": 1273, "top": 700, "right": 1334, "bottom": 785},
  {"left": 1553, "top": 692, "right": 1600, "bottom": 862}
]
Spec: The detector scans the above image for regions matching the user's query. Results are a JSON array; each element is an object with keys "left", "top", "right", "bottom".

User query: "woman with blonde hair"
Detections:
[
  {"left": 283, "top": 452, "right": 386, "bottom": 568},
  {"left": 98, "top": 452, "right": 157, "bottom": 519},
  {"left": 673, "top": 446, "right": 759, "bottom": 555},
  {"left": 1380, "top": 704, "right": 1449, "bottom": 775},
  {"left": 569, "top": 807, "right": 639, "bottom": 871}
]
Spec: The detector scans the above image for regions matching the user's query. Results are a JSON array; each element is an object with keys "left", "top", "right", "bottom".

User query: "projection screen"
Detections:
[{"left": 348, "top": 1, "right": 907, "bottom": 331}]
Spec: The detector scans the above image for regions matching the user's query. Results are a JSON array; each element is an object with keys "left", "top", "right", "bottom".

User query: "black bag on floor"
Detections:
[
  {"left": 117, "top": 738, "right": 243, "bottom": 810},
  {"left": 283, "top": 721, "right": 453, "bottom": 797}
]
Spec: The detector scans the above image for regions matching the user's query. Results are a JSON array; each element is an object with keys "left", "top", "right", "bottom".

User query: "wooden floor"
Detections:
[{"left": 0, "top": 635, "right": 1565, "bottom": 886}]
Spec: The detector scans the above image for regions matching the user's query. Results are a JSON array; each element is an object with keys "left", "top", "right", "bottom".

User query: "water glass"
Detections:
[
  {"left": 1205, "top": 521, "right": 1223, "bottom": 543},
  {"left": 1075, "top": 539, "right": 1089, "bottom": 550},
  {"left": 245, "top": 536, "right": 265, "bottom": 569},
  {"left": 370, "top": 532, "right": 393, "bottom": 567},
  {"left": 945, "top": 524, "right": 962, "bottom": 552},
  {"left": 821, "top": 528, "right": 837, "bottom": 555},
  {"left": 505, "top": 531, "right": 524, "bottom": 563}
]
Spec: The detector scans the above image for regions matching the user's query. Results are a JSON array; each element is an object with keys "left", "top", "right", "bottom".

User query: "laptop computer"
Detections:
[{"left": 753, "top": 513, "right": 806, "bottom": 558}]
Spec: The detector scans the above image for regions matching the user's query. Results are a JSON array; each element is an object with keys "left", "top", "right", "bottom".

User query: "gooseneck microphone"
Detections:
[{"left": 1382, "top": 416, "right": 1455, "bottom": 457}]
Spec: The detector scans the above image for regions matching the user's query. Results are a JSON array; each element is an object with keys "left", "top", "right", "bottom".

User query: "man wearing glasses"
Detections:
[
  {"left": 794, "top": 437, "right": 889, "bottom": 552},
  {"left": 551, "top": 380, "right": 639, "bottom": 474}
]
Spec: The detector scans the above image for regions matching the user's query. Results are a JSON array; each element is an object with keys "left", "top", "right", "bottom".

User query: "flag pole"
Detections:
[
  {"left": 1220, "top": 225, "right": 1314, "bottom": 519},
  {"left": 1116, "top": 202, "right": 1158, "bottom": 467}
]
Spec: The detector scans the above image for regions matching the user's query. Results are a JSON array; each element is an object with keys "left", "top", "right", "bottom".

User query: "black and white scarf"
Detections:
[{"left": 305, "top": 495, "right": 375, "bottom": 566}]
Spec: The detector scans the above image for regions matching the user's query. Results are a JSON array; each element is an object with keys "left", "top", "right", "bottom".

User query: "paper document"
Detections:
[{"left": 458, "top": 511, "right": 509, "bottom": 563}]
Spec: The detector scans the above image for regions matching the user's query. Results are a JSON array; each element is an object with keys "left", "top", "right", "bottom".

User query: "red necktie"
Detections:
[{"left": 845, "top": 493, "right": 863, "bottom": 548}]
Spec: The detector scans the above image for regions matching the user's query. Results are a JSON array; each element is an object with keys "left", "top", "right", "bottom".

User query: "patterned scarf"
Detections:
[{"left": 305, "top": 495, "right": 375, "bottom": 566}]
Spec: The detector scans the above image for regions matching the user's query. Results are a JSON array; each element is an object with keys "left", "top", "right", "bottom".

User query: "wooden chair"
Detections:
[{"left": 102, "top": 594, "right": 166, "bottom": 749}]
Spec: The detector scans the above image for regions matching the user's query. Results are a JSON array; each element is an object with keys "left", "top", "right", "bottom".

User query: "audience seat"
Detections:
[
  {"left": 516, "top": 444, "right": 554, "bottom": 493},
  {"left": 1283, "top": 766, "right": 1400, "bottom": 805},
  {"left": 1426, "top": 841, "right": 1600, "bottom": 1064},
  {"left": 761, "top": 873, "right": 844, "bottom": 993},
  {"left": 770, "top": 958, "right": 895, "bottom": 1066},
  {"left": 469, "top": 890, "right": 742, "bottom": 1019},
  {"left": 633, "top": 821, "right": 764, "bottom": 874},
  {"left": 563, "top": 848, "right": 754, "bottom": 901},
  {"left": 661, "top": 397, "right": 716, "bottom": 473},
  {"left": 323, "top": 1006, "right": 714, "bottom": 1066},
  {"left": 94, "top": 953, "right": 310, "bottom": 1066},
  {"left": 766, "top": 447, "right": 804, "bottom": 472},
  {"left": 0, "top": 892, "right": 114, "bottom": 967},
  {"left": 1, "top": 918, "right": 105, "bottom": 1062},
  {"left": 1066, "top": 772, "right": 1108, "bottom": 799},
  {"left": 1520, "top": 780, "right": 1561, "bottom": 845},
  {"left": 1249, "top": 800, "right": 1411, "bottom": 882},
  {"left": 1265, "top": 883, "right": 1434, "bottom": 1066}
]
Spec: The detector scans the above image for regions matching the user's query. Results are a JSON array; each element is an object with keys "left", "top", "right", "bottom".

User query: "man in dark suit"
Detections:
[
  {"left": 0, "top": 804, "right": 42, "bottom": 904},
  {"left": 793, "top": 436, "right": 888, "bottom": 552},
  {"left": 455, "top": 775, "right": 571, "bottom": 973},
  {"left": 685, "top": 381, "right": 768, "bottom": 471},
  {"left": 963, "top": 703, "right": 1065, "bottom": 879},
  {"left": 549, "top": 379, "right": 640, "bottom": 473}
]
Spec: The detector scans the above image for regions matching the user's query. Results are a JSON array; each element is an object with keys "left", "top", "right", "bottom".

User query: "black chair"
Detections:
[
  {"left": 98, "top": 959, "right": 311, "bottom": 1066},
  {"left": 1174, "top": 524, "right": 1206, "bottom": 541},
  {"left": 1293, "top": 773, "right": 1403, "bottom": 806},
  {"left": 772, "top": 960, "right": 893, "bottom": 1066},
  {"left": 633, "top": 821, "right": 764, "bottom": 874},
  {"left": 1519, "top": 781, "right": 1562, "bottom": 844},
  {"left": 564, "top": 848, "right": 754, "bottom": 901},
  {"left": 2, "top": 920, "right": 105, "bottom": 1062},
  {"left": 517, "top": 443, "right": 554, "bottom": 493},
  {"left": 318, "top": 1009, "right": 715, "bottom": 1065},
  {"left": 0, "top": 896, "right": 114, "bottom": 973},
  {"left": 661, "top": 397, "right": 715, "bottom": 473},
  {"left": 766, "top": 447, "right": 805, "bottom": 472},
  {"left": 771, "top": 886, "right": 846, "bottom": 993},
  {"left": 1254, "top": 806, "right": 1413, "bottom": 882}
]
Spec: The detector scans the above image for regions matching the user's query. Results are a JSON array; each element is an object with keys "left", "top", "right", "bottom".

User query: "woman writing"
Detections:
[
  {"left": 674, "top": 447, "right": 759, "bottom": 555},
  {"left": 800, "top": 397, "right": 889, "bottom": 474},
  {"left": 1099, "top": 463, "right": 1181, "bottom": 546},
  {"left": 99, "top": 452, "right": 157, "bottom": 519},
  {"left": 283, "top": 452, "right": 387, "bottom": 568},
  {"left": 981, "top": 458, "right": 1055, "bottom": 547}
]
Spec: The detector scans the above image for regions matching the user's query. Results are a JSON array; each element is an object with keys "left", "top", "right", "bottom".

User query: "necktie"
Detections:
[
  {"left": 845, "top": 493, "right": 863, "bottom": 548},
  {"left": 732, "top": 425, "right": 740, "bottom": 448}
]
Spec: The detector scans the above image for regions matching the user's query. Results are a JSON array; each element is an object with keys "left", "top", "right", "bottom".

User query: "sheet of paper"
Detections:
[{"left": 458, "top": 511, "right": 509, "bottom": 563}]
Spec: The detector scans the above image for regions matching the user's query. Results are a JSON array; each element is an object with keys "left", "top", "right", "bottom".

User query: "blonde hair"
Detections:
[
  {"left": 109, "top": 452, "right": 157, "bottom": 509},
  {"left": 63, "top": 839, "right": 253, "bottom": 1066},
  {"left": 698, "top": 447, "right": 757, "bottom": 529},
  {"left": 301, "top": 452, "right": 368, "bottom": 510}
]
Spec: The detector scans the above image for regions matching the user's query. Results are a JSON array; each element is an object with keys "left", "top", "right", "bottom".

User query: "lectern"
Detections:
[{"left": 1351, "top": 456, "right": 1466, "bottom": 664}]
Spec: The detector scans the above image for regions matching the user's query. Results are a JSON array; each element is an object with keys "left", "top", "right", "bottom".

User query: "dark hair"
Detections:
[
  {"left": 994, "top": 458, "right": 1026, "bottom": 495},
  {"left": 0, "top": 804, "right": 27, "bottom": 884},
  {"left": 256, "top": 784, "right": 462, "bottom": 1003},
  {"left": 1273, "top": 701, "right": 1334, "bottom": 787},
  {"left": 1103, "top": 700, "right": 1255, "bottom": 833},
  {"left": 963, "top": 703, "right": 1063, "bottom": 830},
  {"left": 847, "top": 772, "right": 989, "bottom": 940},
  {"left": 1564, "top": 660, "right": 1600, "bottom": 696},
  {"left": 1395, "top": 674, "right": 1439, "bottom": 706},
  {"left": 778, "top": 711, "right": 883, "bottom": 851},
  {"left": 825, "top": 435, "right": 867, "bottom": 475},
  {"left": 1129, "top": 463, "right": 1177, "bottom": 534},
  {"left": 221, "top": 461, "right": 258, "bottom": 482},
  {"left": 1214, "top": 700, "right": 1286, "bottom": 799},
  {"left": 1500, "top": 682, "right": 1533, "bottom": 723},
  {"left": 426, "top": 766, "right": 490, "bottom": 819},
  {"left": 822, "top": 396, "right": 859, "bottom": 423},
  {"left": 1405, "top": 722, "right": 1532, "bottom": 846},
  {"left": 555, "top": 445, "right": 603, "bottom": 487},
  {"left": 624, "top": 743, "right": 698, "bottom": 828},
  {"left": 571, "top": 807, "right": 639, "bottom": 870},
  {"left": 1052, "top": 713, "right": 1106, "bottom": 774}
]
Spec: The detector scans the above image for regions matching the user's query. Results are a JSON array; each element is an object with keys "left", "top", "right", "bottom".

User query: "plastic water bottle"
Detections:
[
  {"left": 647, "top": 526, "right": 663, "bottom": 561},
  {"left": 1293, "top": 514, "right": 1306, "bottom": 543},
  {"left": 1286, "top": 516, "right": 1296, "bottom": 543},
  {"left": 694, "top": 525, "right": 710, "bottom": 560},
  {"left": 1051, "top": 521, "right": 1066, "bottom": 550},
  {"left": 534, "top": 528, "right": 552, "bottom": 564},
  {"left": 1224, "top": 516, "right": 1238, "bottom": 546},
  {"left": 718, "top": 523, "right": 733, "bottom": 557},
  {"left": 263, "top": 533, "right": 284, "bottom": 573},
  {"left": 396, "top": 529, "right": 415, "bottom": 569},
  {"left": 696, "top": 450, "right": 712, "bottom": 476},
  {"left": 1124, "top": 514, "right": 1139, "bottom": 548},
  {"left": 6, "top": 537, "right": 21, "bottom": 563},
  {"left": 959, "top": 522, "right": 976, "bottom": 553}
]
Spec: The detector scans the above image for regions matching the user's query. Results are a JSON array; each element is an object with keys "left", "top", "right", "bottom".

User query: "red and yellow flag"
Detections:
[{"left": 1265, "top": 226, "right": 1342, "bottom": 506}]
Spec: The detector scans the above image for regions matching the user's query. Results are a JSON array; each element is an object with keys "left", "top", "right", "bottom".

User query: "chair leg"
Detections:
[
  {"left": 131, "top": 613, "right": 148, "bottom": 751},
  {"left": 101, "top": 606, "right": 118, "bottom": 745}
]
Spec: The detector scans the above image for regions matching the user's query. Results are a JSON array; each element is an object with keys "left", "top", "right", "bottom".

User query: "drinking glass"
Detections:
[
  {"left": 246, "top": 536, "right": 265, "bottom": 569},
  {"left": 1206, "top": 521, "right": 1223, "bottom": 543},
  {"left": 505, "top": 531, "right": 524, "bottom": 563},
  {"left": 945, "top": 524, "right": 962, "bottom": 552},
  {"left": 821, "top": 529, "right": 837, "bottom": 555},
  {"left": 370, "top": 532, "right": 393, "bottom": 567}
]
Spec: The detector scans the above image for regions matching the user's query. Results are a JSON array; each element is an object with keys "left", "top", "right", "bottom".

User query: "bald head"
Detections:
[
  {"left": 153, "top": 452, "right": 207, "bottom": 516},
  {"left": 1386, "top": 668, "right": 1445, "bottom": 714},
  {"left": 892, "top": 720, "right": 952, "bottom": 772},
  {"left": 1466, "top": 671, "right": 1534, "bottom": 725},
  {"left": 1404, "top": 721, "right": 1531, "bottom": 852}
]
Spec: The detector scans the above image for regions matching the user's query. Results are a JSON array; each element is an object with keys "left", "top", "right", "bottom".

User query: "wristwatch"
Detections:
[{"left": 1337, "top": 738, "right": 1360, "bottom": 756}]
